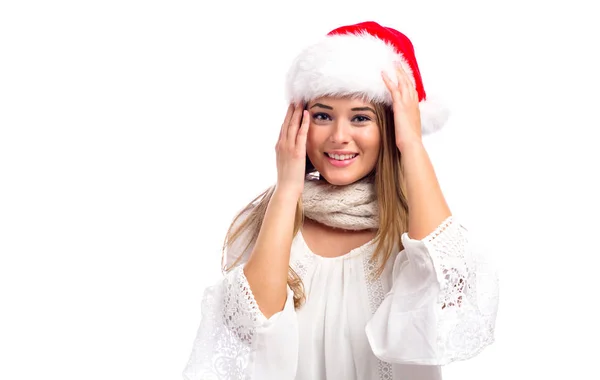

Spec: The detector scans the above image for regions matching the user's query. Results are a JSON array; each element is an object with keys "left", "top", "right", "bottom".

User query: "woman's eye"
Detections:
[
  {"left": 311, "top": 113, "right": 371, "bottom": 123},
  {"left": 313, "top": 113, "right": 331, "bottom": 121},
  {"left": 353, "top": 115, "right": 371, "bottom": 123}
]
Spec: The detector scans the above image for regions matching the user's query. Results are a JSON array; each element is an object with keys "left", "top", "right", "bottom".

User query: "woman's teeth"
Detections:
[{"left": 326, "top": 153, "right": 358, "bottom": 161}]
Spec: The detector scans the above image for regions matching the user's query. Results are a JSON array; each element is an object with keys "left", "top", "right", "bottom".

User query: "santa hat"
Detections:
[{"left": 285, "top": 21, "right": 449, "bottom": 135}]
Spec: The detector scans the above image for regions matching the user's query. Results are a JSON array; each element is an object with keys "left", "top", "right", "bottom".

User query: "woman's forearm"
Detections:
[
  {"left": 400, "top": 141, "right": 452, "bottom": 240},
  {"left": 243, "top": 189, "right": 298, "bottom": 318}
]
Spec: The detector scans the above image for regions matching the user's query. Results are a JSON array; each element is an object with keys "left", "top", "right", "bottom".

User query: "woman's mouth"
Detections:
[{"left": 324, "top": 152, "right": 358, "bottom": 167}]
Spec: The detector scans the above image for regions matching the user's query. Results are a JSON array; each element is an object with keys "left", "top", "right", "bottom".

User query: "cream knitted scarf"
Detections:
[{"left": 301, "top": 176, "right": 379, "bottom": 230}]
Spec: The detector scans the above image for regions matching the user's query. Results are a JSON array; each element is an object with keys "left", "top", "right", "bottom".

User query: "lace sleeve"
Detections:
[
  {"left": 421, "top": 216, "right": 499, "bottom": 363},
  {"left": 365, "top": 216, "right": 499, "bottom": 366},
  {"left": 422, "top": 216, "right": 470, "bottom": 310},
  {"left": 182, "top": 266, "right": 298, "bottom": 380}
]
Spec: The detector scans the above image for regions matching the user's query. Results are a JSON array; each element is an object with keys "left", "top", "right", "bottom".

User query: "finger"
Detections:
[
  {"left": 296, "top": 110, "right": 310, "bottom": 148},
  {"left": 395, "top": 63, "right": 418, "bottom": 101},
  {"left": 279, "top": 103, "right": 294, "bottom": 142},
  {"left": 394, "top": 63, "right": 411, "bottom": 97},
  {"left": 381, "top": 71, "right": 399, "bottom": 103},
  {"left": 286, "top": 103, "right": 304, "bottom": 145}
]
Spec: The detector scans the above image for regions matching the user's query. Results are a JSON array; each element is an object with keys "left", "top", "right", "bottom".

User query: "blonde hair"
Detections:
[{"left": 221, "top": 102, "right": 409, "bottom": 309}]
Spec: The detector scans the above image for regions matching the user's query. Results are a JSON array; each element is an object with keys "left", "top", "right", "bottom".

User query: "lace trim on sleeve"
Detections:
[
  {"left": 424, "top": 216, "right": 498, "bottom": 364},
  {"left": 223, "top": 266, "right": 267, "bottom": 342},
  {"left": 424, "top": 216, "right": 469, "bottom": 310},
  {"left": 424, "top": 215, "right": 456, "bottom": 243},
  {"left": 183, "top": 267, "right": 258, "bottom": 379}
]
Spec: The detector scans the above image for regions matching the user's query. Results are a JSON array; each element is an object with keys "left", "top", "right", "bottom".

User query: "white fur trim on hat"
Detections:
[
  {"left": 285, "top": 32, "right": 449, "bottom": 135},
  {"left": 419, "top": 95, "right": 450, "bottom": 135}
]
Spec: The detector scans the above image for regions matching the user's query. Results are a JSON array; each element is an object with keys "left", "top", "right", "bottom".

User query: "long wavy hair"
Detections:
[{"left": 221, "top": 101, "right": 409, "bottom": 309}]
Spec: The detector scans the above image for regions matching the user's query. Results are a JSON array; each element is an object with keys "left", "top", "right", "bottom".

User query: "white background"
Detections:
[{"left": 1, "top": 0, "right": 599, "bottom": 379}]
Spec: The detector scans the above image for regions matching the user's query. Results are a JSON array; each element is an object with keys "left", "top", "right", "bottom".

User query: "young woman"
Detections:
[{"left": 183, "top": 21, "right": 499, "bottom": 380}]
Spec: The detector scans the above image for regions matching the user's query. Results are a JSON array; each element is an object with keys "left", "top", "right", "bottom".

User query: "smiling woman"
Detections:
[
  {"left": 305, "top": 97, "right": 382, "bottom": 185},
  {"left": 182, "top": 20, "right": 498, "bottom": 380}
]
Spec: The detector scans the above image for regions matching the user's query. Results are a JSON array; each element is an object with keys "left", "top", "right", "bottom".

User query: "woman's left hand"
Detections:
[{"left": 382, "top": 62, "right": 422, "bottom": 151}]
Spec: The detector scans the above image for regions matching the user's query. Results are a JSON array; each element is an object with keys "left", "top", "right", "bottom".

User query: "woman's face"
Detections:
[{"left": 306, "top": 96, "right": 381, "bottom": 186}]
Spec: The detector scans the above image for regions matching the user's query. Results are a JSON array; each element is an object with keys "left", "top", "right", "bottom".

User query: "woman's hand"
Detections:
[
  {"left": 382, "top": 63, "right": 423, "bottom": 152},
  {"left": 245, "top": 103, "right": 310, "bottom": 318},
  {"left": 275, "top": 103, "right": 310, "bottom": 199}
]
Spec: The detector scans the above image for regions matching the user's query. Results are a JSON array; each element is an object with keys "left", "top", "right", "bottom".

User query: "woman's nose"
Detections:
[{"left": 330, "top": 120, "right": 351, "bottom": 144}]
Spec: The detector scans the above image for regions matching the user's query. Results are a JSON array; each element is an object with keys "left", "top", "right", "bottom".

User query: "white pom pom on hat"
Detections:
[{"left": 285, "top": 21, "right": 449, "bottom": 135}]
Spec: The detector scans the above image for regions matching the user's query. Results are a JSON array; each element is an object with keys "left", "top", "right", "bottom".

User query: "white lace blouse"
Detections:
[{"left": 182, "top": 215, "right": 499, "bottom": 380}]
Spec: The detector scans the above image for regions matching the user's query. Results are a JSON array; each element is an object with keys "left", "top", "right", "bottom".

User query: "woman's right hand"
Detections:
[
  {"left": 275, "top": 103, "right": 310, "bottom": 199},
  {"left": 244, "top": 103, "right": 310, "bottom": 318}
]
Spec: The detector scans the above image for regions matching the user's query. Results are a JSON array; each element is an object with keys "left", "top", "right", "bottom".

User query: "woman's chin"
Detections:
[{"left": 318, "top": 169, "right": 367, "bottom": 186}]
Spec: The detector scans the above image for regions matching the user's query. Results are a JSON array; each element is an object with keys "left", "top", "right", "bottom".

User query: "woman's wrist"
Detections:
[{"left": 272, "top": 186, "right": 302, "bottom": 205}]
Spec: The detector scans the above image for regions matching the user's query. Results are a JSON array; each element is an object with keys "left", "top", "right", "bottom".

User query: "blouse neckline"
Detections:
[{"left": 296, "top": 230, "right": 376, "bottom": 262}]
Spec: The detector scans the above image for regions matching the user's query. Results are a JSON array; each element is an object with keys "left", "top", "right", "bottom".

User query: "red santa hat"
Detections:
[{"left": 285, "top": 21, "right": 449, "bottom": 135}]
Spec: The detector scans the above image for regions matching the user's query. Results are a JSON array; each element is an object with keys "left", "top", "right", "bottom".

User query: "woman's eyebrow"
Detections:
[
  {"left": 309, "top": 103, "right": 333, "bottom": 110},
  {"left": 351, "top": 106, "right": 376, "bottom": 113},
  {"left": 309, "top": 104, "right": 375, "bottom": 113}
]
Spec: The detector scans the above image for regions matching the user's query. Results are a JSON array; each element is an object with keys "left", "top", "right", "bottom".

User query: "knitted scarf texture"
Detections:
[{"left": 301, "top": 176, "right": 379, "bottom": 230}]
